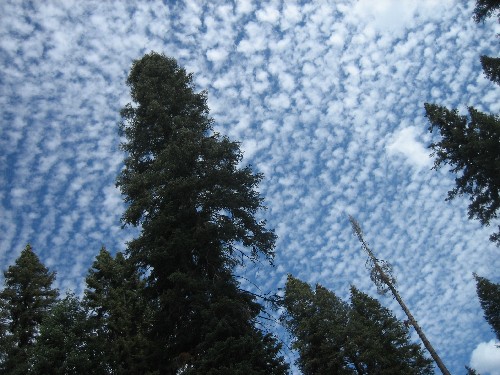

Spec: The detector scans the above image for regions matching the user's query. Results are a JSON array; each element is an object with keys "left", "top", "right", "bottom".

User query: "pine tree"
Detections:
[
  {"left": 348, "top": 287, "right": 434, "bottom": 374},
  {"left": 480, "top": 56, "right": 500, "bottom": 85},
  {"left": 84, "top": 247, "right": 152, "bottom": 374},
  {"left": 281, "top": 275, "right": 434, "bottom": 375},
  {"left": 423, "top": 104, "right": 500, "bottom": 245},
  {"left": 116, "top": 52, "right": 287, "bottom": 374},
  {"left": 465, "top": 366, "right": 481, "bottom": 375},
  {"left": 473, "top": 0, "right": 500, "bottom": 23},
  {"left": 30, "top": 294, "right": 106, "bottom": 375},
  {"left": 0, "top": 245, "right": 58, "bottom": 374},
  {"left": 473, "top": 273, "right": 500, "bottom": 340},
  {"left": 281, "top": 275, "right": 354, "bottom": 374},
  {"left": 424, "top": 0, "right": 500, "bottom": 245},
  {"left": 474, "top": 1, "right": 500, "bottom": 88}
]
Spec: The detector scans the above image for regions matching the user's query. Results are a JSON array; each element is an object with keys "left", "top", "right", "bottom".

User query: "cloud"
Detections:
[
  {"left": 1, "top": 1, "right": 499, "bottom": 374},
  {"left": 470, "top": 340, "right": 500, "bottom": 375},
  {"left": 386, "top": 126, "right": 432, "bottom": 168},
  {"left": 350, "top": 0, "right": 454, "bottom": 34}
]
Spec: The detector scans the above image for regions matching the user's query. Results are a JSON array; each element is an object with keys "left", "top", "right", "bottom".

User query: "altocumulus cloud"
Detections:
[{"left": 0, "top": 1, "right": 499, "bottom": 374}]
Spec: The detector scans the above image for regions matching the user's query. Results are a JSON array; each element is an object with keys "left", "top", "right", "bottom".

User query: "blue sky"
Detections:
[{"left": 1, "top": 1, "right": 499, "bottom": 374}]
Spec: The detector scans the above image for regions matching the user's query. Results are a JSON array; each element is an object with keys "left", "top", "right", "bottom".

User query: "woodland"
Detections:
[{"left": 0, "top": 1, "right": 499, "bottom": 374}]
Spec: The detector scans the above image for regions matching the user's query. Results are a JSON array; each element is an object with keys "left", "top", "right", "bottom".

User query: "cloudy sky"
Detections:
[{"left": 1, "top": 0, "right": 499, "bottom": 373}]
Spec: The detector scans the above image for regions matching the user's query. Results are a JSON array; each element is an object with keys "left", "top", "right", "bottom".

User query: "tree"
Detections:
[
  {"left": 30, "top": 294, "right": 106, "bottom": 375},
  {"left": 281, "top": 275, "right": 354, "bottom": 374},
  {"left": 350, "top": 216, "right": 449, "bottom": 375},
  {"left": 473, "top": 273, "right": 500, "bottom": 340},
  {"left": 474, "top": 1, "right": 500, "bottom": 88},
  {"left": 424, "top": 1, "right": 500, "bottom": 245},
  {"left": 472, "top": 0, "right": 500, "bottom": 24},
  {"left": 84, "top": 247, "right": 152, "bottom": 374},
  {"left": 480, "top": 56, "right": 500, "bottom": 86},
  {"left": 281, "top": 275, "right": 434, "bottom": 375},
  {"left": 116, "top": 52, "right": 287, "bottom": 374},
  {"left": 0, "top": 245, "right": 58, "bottom": 375},
  {"left": 465, "top": 365, "right": 481, "bottom": 375},
  {"left": 423, "top": 104, "right": 500, "bottom": 245},
  {"left": 348, "top": 286, "right": 433, "bottom": 375}
]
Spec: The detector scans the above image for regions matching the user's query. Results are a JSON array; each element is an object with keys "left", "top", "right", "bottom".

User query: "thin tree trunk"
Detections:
[{"left": 349, "top": 216, "right": 451, "bottom": 375}]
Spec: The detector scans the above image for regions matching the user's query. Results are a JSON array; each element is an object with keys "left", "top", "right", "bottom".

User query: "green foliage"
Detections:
[
  {"left": 424, "top": 104, "right": 500, "bottom": 245},
  {"left": 282, "top": 275, "right": 434, "bottom": 375},
  {"left": 84, "top": 247, "right": 152, "bottom": 374},
  {"left": 281, "top": 275, "right": 352, "bottom": 374},
  {"left": 474, "top": 273, "right": 500, "bottom": 340},
  {"left": 30, "top": 294, "right": 106, "bottom": 375},
  {"left": 465, "top": 365, "right": 481, "bottom": 375},
  {"left": 424, "top": 0, "right": 500, "bottom": 247},
  {"left": 116, "top": 52, "right": 286, "bottom": 373},
  {"left": 348, "top": 287, "right": 434, "bottom": 374},
  {"left": 0, "top": 245, "right": 58, "bottom": 374},
  {"left": 473, "top": 0, "right": 500, "bottom": 23},
  {"left": 480, "top": 56, "right": 500, "bottom": 85},
  {"left": 181, "top": 272, "right": 288, "bottom": 375}
]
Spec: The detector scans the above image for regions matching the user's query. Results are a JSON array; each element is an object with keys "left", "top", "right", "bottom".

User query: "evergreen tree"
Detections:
[
  {"left": 474, "top": 0, "right": 500, "bottom": 87},
  {"left": 348, "top": 287, "right": 433, "bottom": 375},
  {"left": 424, "top": 104, "right": 500, "bottom": 245},
  {"left": 282, "top": 275, "right": 433, "bottom": 375},
  {"left": 0, "top": 245, "right": 58, "bottom": 375},
  {"left": 116, "top": 52, "right": 287, "bottom": 374},
  {"left": 473, "top": 0, "right": 500, "bottom": 23},
  {"left": 465, "top": 366, "right": 481, "bottom": 375},
  {"left": 30, "top": 294, "right": 106, "bottom": 375},
  {"left": 424, "top": 1, "right": 500, "bottom": 245},
  {"left": 480, "top": 56, "right": 500, "bottom": 86},
  {"left": 281, "top": 275, "right": 354, "bottom": 374},
  {"left": 473, "top": 273, "right": 500, "bottom": 340},
  {"left": 84, "top": 247, "right": 152, "bottom": 374}
]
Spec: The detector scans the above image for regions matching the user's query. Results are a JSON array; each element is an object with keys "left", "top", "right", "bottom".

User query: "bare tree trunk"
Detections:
[{"left": 349, "top": 216, "right": 451, "bottom": 375}]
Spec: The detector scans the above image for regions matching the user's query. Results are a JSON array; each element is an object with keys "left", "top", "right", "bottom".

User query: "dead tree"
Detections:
[{"left": 349, "top": 216, "right": 451, "bottom": 375}]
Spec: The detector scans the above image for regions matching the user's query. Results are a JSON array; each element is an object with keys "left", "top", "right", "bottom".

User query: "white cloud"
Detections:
[
  {"left": 471, "top": 340, "right": 500, "bottom": 375},
  {"left": 206, "top": 47, "right": 229, "bottom": 64},
  {"left": 1, "top": 1, "right": 499, "bottom": 373},
  {"left": 386, "top": 126, "right": 431, "bottom": 168},
  {"left": 350, "top": 0, "right": 454, "bottom": 34},
  {"left": 256, "top": 4, "right": 280, "bottom": 24}
]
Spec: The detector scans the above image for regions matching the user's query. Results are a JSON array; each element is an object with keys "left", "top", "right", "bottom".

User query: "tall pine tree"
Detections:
[
  {"left": 0, "top": 245, "right": 58, "bottom": 375},
  {"left": 282, "top": 275, "right": 434, "bottom": 375},
  {"left": 424, "top": 0, "right": 500, "bottom": 245},
  {"left": 423, "top": 104, "right": 500, "bottom": 245},
  {"left": 84, "top": 247, "right": 152, "bottom": 374},
  {"left": 473, "top": 273, "right": 500, "bottom": 340},
  {"left": 116, "top": 52, "right": 287, "bottom": 374},
  {"left": 30, "top": 294, "right": 106, "bottom": 375}
]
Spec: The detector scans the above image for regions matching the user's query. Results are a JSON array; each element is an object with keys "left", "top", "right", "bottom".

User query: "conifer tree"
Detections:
[
  {"left": 473, "top": 273, "right": 500, "bottom": 340},
  {"left": 473, "top": 0, "right": 500, "bottom": 24},
  {"left": 281, "top": 275, "right": 353, "bottom": 374},
  {"left": 0, "top": 245, "right": 58, "bottom": 374},
  {"left": 116, "top": 52, "right": 287, "bottom": 374},
  {"left": 424, "top": 0, "right": 500, "bottom": 245},
  {"left": 30, "top": 294, "right": 106, "bottom": 375},
  {"left": 473, "top": 0, "right": 500, "bottom": 85},
  {"left": 423, "top": 104, "right": 500, "bottom": 245},
  {"left": 84, "top": 247, "right": 151, "bottom": 374},
  {"left": 348, "top": 286, "right": 433, "bottom": 374},
  {"left": 465, "top": 366, "right": 481, "bottom": 375},
  {"left": 281, "top": 275, "right": 434, "bottom": 375}
]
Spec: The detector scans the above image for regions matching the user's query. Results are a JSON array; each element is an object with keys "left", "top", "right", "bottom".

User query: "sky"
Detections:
[{"left": 0, "top": 0, "right": 499, "bottom": 373}]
